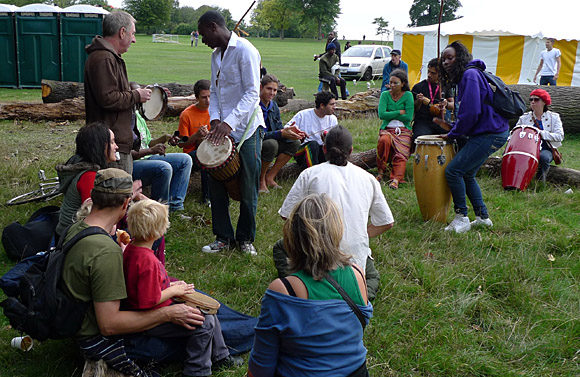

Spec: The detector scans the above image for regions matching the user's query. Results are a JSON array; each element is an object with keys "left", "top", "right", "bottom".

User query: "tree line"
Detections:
[{"left": 5, "top": 0, "right": 462, "bottom": 38}]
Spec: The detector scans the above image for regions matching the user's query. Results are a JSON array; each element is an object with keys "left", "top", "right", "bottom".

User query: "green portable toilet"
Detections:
[
  {"left": 15, "top": 3, "right": 61, "bottom": 88},
  {"left": 0, "top": 4, "right": 17, "bottom": 87},
  {"left": 61, "top": 5, "right": 108, "bottom": 83}
]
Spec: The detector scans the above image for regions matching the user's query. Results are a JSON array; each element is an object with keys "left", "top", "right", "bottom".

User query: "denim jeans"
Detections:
[
  {"left": 538, "top": 148, "right": 553, "bottom": 181},
  {"left": 540, "top": 75, "right": 557, "bottom": 86},
  {"left": 132, "top": 153, "right": 193, "bottom": 211},
  {"left": 209, "top": 129, "right": 261, "bottom": 243},
  {"left": 445, "top": 131, "right": 508, "bottom": 218},
  {"left": 188, "top": 150, "right": 210, "bottom": 201}
]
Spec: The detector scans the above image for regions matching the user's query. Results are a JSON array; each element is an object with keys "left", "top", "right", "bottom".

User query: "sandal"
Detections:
[
  {"left": 388, "top": 179, "right": 399, "bottom": 190},
  {"left": 376, "top": 173, "right": 384, "bottom": 182}
]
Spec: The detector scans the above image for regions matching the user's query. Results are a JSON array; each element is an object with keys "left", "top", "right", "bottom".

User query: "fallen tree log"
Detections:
[
  {"left": 42, "top": 79, "right": 85, "bottom": 103},
  {"left": 271, "top": 151, "right": 580, "bottom": 187},
  {"left": 0, "top": 96, "right": 197, "bottom": 121}
]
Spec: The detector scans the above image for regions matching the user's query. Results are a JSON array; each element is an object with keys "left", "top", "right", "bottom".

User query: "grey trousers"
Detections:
[
  {"left": 129, "top": 314, "right": 230, "bottom": 376},
  {"left": 272, "top": 238, "right": 380, "bottom": 301}
]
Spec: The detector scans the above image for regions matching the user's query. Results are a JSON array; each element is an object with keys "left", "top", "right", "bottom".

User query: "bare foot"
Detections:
[
  {"left": 266, "top": 179, "right": 281, "bottom": 189},
  {"left": 259, "top": 181, "right": 269, "bottom": 193}
]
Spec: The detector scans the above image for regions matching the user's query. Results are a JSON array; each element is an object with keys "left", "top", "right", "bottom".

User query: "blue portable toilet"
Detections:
[
  {"left": 0, "top": 4, "right": 17, "bottom": 87},
  {"left": 15, "top": 3, "right": 62, "bottom": 88},
  {"left": 60, "top": 5, "right": 108, "bottom": 83}
]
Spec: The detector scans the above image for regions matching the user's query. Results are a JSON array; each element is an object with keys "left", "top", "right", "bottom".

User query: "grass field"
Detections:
[
  {"left": 0, "top": 36, "right": 579, "bottom": 377},
  {"left": 0, "top": 35, "right": 387, "bottom": 103}
]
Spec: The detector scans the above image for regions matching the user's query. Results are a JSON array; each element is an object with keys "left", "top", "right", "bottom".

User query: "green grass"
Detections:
[
  {"left": 0, "top": 37, "right": 579, "bottom": 377},
  {"left": 0, "top": 35, "right": 386, "bottom": 103}
]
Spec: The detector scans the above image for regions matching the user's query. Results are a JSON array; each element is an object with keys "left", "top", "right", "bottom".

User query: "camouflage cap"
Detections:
[{"left": 93, "top": 168, "right": 133, "bottom": 195}]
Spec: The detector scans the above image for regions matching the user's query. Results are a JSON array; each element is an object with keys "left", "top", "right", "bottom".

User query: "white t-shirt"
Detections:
[
  {"left": 539, "top": 48, "right": 561, "bottom": 76},
  {"left": 285, "top": 108, "right": 338, "bottom": 146},
  {"left": 279, "top": 162, "right": 394, "bottom": 271}
]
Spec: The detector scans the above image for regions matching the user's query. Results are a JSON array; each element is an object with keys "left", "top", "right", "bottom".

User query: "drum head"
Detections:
[
  {"left": 140, "top": 86, "right": 167, "bottom": 121},
  {"left": 415, "top": 135, "right": 448, "bottom": 145},
  {"left": 176, "top": 291, "right": 221, "bottom": 314},
  {"left": 197, "top": 137, "right": 233, "bottom": 168}
]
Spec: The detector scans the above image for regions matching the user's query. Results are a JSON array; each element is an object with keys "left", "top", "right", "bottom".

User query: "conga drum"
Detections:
[
  {"left": 139, "top": 85, "right": 168, "bottom": 121},
  {"left": 196, "top": 136, "right": 241, "bottom": 201},
  {"left": 501, "top": 125, "right": 541, "bottom": 191},
  {"left": 413, "top": 136, "right": 456, "bottom": 223}
]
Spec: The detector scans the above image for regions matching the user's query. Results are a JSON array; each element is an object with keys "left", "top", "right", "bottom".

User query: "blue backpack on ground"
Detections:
[
  {"left": 467, "top": 66, "right": 527, "bottom": 120},
  {"left": 0, "top": 225, "right": 108, "bottom": 341}
]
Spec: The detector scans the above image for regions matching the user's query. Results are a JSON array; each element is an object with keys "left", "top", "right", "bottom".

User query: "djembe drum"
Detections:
[{"left": 196, "top": 136, "right": 241, "bottom": 201}]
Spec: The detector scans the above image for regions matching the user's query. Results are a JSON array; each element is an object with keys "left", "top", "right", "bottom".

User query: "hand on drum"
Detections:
[
  {"left": 136, "top": 87, "right": 152, "bottom": 103},
  {"left": 439, "top": 133, "right": 449, "bottom": 140},
  {"left": 167, "top": 134, "right": 181, "bottom": 146},
  {"left": 207, "top": 120, "right": 232, "bottom": 146}
]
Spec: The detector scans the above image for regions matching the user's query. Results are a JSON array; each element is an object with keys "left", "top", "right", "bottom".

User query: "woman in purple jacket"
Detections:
[{"left": 435, "top": 41, "right": 509, "bottom": 233}]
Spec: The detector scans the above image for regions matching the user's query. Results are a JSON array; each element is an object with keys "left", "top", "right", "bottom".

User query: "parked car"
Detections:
[{"left": 339, "top": 45, "right": 392, "bottom": 81}]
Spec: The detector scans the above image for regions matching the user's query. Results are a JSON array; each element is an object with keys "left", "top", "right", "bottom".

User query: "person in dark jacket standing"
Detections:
[
  {"left": 435, "top": 41, "right": 509, "bottom": 233},
  {"left": 84, "top": 11, "right": 152, "bottom": 174}
]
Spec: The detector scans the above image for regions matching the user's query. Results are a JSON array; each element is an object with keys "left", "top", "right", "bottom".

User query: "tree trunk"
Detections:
[
  {"left": 509, "top": 84, "right": 580, "bottom": 133},
  {"left": 41, "top": 79, "right": 85, "bottom": 103},
  {"left": 157, "top": 83, "right": 194, "bottom": 97},
  {"left": 0, "top": 96, "right": 197, "bottom": 121}
]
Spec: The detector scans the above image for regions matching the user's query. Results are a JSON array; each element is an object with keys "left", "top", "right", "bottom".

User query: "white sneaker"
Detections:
[
  {"left": 471, "top": 216, "right": 493, "bottom": 227},
  {"left": 239, "top": 241, "right": 257, "bottom": 256},
  {"left": 444, "top": 215, "right": 471, "bottom": 233}
]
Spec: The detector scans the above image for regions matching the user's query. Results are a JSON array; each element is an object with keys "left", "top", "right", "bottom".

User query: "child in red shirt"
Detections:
[{"left": 123, "top": 199, "right": 194, "bottom": 310}]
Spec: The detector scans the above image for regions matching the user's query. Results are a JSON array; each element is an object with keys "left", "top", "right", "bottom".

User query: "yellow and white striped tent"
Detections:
[{"left": 394, "top": 17, "right": 580, "bottom": 87}]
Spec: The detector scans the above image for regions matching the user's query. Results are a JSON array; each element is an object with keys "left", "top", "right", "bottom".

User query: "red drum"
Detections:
[
  {"left": 501, "top": 125, "right": 541, "bottom": 191},
  {"left": 196, "top": 136, "right": 241, "bottom": 201}
]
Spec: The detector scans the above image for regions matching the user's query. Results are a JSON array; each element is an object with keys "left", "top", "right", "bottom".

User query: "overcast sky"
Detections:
[{"left": 108, "top": 0, "right": 578, "bottom": 41}]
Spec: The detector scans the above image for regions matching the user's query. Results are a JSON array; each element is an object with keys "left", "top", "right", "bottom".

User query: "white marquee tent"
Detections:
[{"left": 393, "top": 15, "right": 580, "bottom": 87}]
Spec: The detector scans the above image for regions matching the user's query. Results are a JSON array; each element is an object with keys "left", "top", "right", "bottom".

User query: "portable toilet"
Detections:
[
  {"left": 60, "top": 5, "right": 108, "bottom": 83},
  {"left": 0, "top": 4, "right": 17, "bottom": 87},
  {"left": 15, "top": 3, "right": 61, "bottom": 88}
]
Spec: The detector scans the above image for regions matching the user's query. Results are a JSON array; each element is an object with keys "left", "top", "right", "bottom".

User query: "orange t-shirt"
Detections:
[{"left": 178, "top": 104, "right": 210, "bottom": 154}]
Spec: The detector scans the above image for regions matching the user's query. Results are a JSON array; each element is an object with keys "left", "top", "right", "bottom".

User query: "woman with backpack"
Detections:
[
  {"left": 434, "top": 41, "right": 509, "bottom": 234},
  {"left": 55, "top": 122, "right": 118, "bottom": 238}
]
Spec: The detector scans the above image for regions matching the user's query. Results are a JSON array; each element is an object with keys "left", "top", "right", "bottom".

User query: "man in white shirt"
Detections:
[
  {"left": 275, "top": 126, "right": 395, "bottom": 300},
  {"left": 291, "top": 91, "right": 338, "bottom": 169},
  {"left": 534, "top": 38, "right": 561, "bottom": 86},
  {"left": 198, "top": 10, "right": 264, "bottom": 256}
]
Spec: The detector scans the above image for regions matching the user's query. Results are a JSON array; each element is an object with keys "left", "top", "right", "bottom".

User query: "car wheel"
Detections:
[{"left": 362, "top": 67, "right": 372, "bottom": 81}]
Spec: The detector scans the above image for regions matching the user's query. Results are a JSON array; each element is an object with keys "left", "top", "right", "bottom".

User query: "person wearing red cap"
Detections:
[{"left": 515, "top": 89, "right": 564, "bottom": 181}]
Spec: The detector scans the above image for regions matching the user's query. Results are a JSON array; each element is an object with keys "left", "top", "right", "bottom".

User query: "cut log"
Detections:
[
  {"left": 41, "top": 79, "right": 85, "bottom": 103},
  {"left": 0, "top": 98, "right": 86, "bottom": 121},
  {"left": 0, "top": 96, "right": 197, "bottom": 121},
  {"left": 82, "top": 359, "right": 128, "bottom": 377},
  {"left": 157, "top": 83, "right": 194, "bottom": 97}
]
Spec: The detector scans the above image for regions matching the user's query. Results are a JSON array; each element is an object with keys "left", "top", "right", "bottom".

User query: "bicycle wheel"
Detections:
[{"left": 6, "top": 185, "right": 61, "bottom": 206}]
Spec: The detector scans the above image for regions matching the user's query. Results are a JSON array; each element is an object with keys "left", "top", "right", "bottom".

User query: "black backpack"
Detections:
[
  {"left": 0, "top": 225, "right": 108, "bottom": 341},
  {"left": 2, "top": 206, "right": 60, "bottom": 261},
  {"left": 467, "top": 66, "right": 527, "bottom": 120}
]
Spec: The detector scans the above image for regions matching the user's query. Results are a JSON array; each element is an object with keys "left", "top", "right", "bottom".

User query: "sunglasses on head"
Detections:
[{"left": 530, "top": 97, "right": 542, "bottom": 102}]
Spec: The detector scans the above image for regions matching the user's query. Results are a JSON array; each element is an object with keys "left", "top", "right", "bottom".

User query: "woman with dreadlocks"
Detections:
[{"left": 434, "top": 41, "right": 509, "bottom": 234}]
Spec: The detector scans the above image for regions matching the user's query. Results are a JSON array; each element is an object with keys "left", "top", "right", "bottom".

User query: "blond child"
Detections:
[{"left": 124, "top": 199, "right": 194, "bottom": 310}]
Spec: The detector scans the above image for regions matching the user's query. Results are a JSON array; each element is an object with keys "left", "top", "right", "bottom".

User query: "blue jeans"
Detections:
[
  {"left": 445, "top": 131, "right": 508, "bottom": 218},
  {"left": 540, "top": 75, "right": 557, "bottom": 86},
  {"left": 209, "top": 129, "right": 261, "bottom": 243},
  {"left": 538, "top": 148, "right": 553, "bottom": 181},
  {"left": 132, "top": 153, "right": 193, "bottom": 211}
]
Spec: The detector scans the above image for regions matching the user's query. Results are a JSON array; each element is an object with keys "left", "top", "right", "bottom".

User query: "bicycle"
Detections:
[{"left": 6, "top": 170, "right": 61, "bottom": 206}]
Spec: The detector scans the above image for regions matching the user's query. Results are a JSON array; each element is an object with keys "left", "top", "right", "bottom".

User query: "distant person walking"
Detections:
[
  {"left": 534, "top": 38, "right": 561, "bottom": 85},
  {"left": 191, "top": 30, "right": 194, "bottom": 47}
]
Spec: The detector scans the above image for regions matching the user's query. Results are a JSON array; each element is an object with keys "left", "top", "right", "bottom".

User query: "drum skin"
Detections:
[
  {"left": 413, "top": 136, "right": 455, "bottom": 223},
  {"left": 501, "top": 125, "right": 540, "bottom": 191},
  {"left": 140, "top": 86, "right": 168, "bottom": 121},
  {"left": 175, "top": 291, "right": 221, "bottom": 315},
  {"left": 197, "top": 137, "right": 241, "bottom": 201}
]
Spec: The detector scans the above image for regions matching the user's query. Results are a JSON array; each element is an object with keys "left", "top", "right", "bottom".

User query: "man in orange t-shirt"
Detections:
[{"left": 178, "top": 79, "right": 211, "bottom": 204}]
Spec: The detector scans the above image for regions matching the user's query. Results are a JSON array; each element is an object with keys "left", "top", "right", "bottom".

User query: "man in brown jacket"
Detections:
[{"left": 84, "top": 11, "right": 151, "bottom": 174}]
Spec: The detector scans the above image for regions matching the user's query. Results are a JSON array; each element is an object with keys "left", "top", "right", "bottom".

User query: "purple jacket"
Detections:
[{"left": 447, "top": 60, "right": 508, "bottom": 139}]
